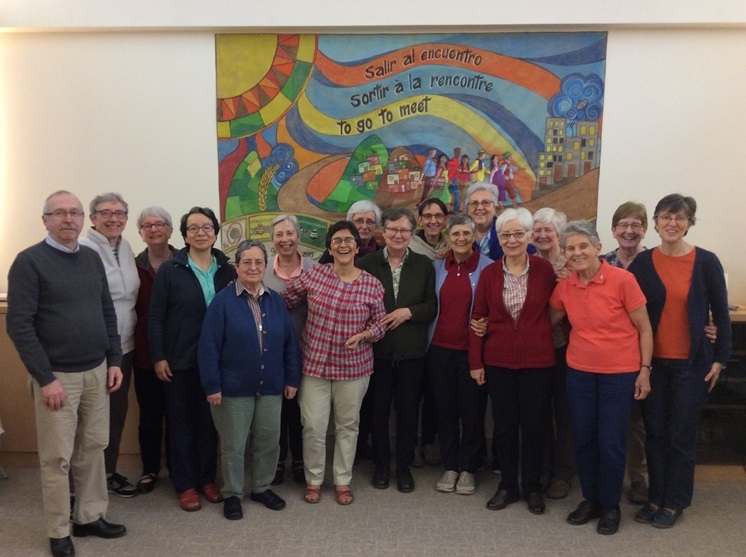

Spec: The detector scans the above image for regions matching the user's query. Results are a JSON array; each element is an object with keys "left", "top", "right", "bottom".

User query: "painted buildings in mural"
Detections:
[{"left": 536, "top": 118, "right": 601, "bottom": 188}]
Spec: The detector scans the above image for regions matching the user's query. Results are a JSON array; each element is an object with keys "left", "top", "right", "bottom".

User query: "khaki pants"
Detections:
[
  {"left": 300, "top": 375, "right": 369, "bottom": 486},
  {"left": 33, "top": 362, "right": 109, "bottom": 538}
]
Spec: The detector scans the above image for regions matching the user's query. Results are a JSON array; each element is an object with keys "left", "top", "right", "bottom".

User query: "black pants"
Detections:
[
  {"left": 105, "top": 351, "right": 133, "bottom": 474},
  {"left": 278, "top": 395, "right": 303, "bottom": 462},
  {"left": 372, "top": 357, "right": 425, "bottom": 471},
  {"left": 133, "top": 366, "right": 169, "bottom": 475},
  {"left": 427, "top": 345, "right": 486, "bottom": 473},
  {"left": 486, "top": 365, "right": 553, "bottom": 495}
]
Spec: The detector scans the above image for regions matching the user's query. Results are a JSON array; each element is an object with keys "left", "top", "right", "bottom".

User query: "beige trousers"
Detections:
[
  {"left": 33, "top": 362, "right": 110, "bottom": 538},
  {"left": 300, "top": 374, "right": 370, "bottom": 487}
]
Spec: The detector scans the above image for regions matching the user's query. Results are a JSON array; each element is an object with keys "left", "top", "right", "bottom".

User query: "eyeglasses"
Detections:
[
  {"left": 655, "top": 214, "right": 688, "bottom": 225},
  {"left": 186, "top": 224, "right": 215, "bottom": 234},
  {"left": 352, "top": 218, "right": 377, "bottom": 227},
  {"left": 421, "top": 213, "right": 445, "bottom": 221},
  {"left": 44, "top": 209, "right": 84, "bottom": 219},
  {"left": 615, "top": 222, "right": 643, "bottom": 231},
  {"left": 468, "top": 200, "right": 495, "bottom": 209},
  {"left": 95, "top": 209, "right": 128, "bottom": 220},
  {"left": 140, "top": 222, "right": 168, "bottom": 231},
  {"left": 498, "top": 230, "right": 528, "bottom": 241},
  {"left": 330, "top": 237, "right": 356, "bottom": 245},
  {"left": 384, "top": 227, "right": 413, "bottom": 237}
]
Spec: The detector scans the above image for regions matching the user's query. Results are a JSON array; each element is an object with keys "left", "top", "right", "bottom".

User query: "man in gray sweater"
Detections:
[{"left": 6, "top": 190, "right": 127, "bottom": 557}]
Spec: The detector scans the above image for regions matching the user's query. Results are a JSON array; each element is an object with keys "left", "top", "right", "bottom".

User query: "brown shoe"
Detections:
[
  {"left": 178, "top": 488, "right": 201, "bottom": 512},
  {"left": 628, "top": 480, "right": 648, "bottom": 505},
  {"left": 546, "top": 478, "right": 570, "bottom": 500},
  {"left": 199, "top": 483, "right": 224, "bottom": 503}
]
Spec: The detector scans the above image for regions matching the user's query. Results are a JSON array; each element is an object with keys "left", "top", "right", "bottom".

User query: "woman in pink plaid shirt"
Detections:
[{"left": 282, "top": 221, "right": 387, "bottom": 506}]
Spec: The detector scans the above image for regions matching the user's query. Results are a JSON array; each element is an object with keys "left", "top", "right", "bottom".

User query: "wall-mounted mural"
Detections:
[{"left": 216, "top": 33, "right": 606, "bottom": 257}]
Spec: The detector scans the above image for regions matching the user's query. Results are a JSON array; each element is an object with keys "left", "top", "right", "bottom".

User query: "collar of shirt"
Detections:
[
  {"left": 273, "top": 253, "right": 304, "bottom": 281},
  {"left": 445, "top": 249, "right": 480, "bottom": 272},
  {"left": 45, "top": 235, "right": 79, "bottom": 253},
  {"left": 502, "top": 253, "right": 530, "bottom": 276},
  {"left": 234, "top": 280, "right": 266, "bottom": 298},
  {"left": 383, "top": 246, "right": 409, "bottom": 265},
  {"left": 568, "top": 258, "right": 609, "bottom": 287}
]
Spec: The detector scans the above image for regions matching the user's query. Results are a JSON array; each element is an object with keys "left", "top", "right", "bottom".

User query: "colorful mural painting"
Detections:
[{"left": 216, "top": 33, "right": 607, "bottom": 257}]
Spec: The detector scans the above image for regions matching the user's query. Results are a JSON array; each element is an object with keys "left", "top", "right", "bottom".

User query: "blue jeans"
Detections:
[
  {"left": 642, "top": 358, "right": 710, "bottom": 510},
  {"left": 566, "top": 367, "right": 637, "bottom": 507}
]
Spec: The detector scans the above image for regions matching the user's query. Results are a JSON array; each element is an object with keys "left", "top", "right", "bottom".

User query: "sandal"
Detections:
[
  {"left": 292, "top": 460, "right": 305, "bottom": 484},
  {"left": 335, "top": 487, "right": 354, "bottom": 506},
  {"left": 303, "top": 486, "right": 321, "bottom": 504},
  {"left": 271, "top": 462, "right": 285, "bottom": 486},
  {"left": 178, "top": 488, "right": 201, "bottom": 512},
  {"left": 137, "top": 473, "right": 157, "bottom": 494}
]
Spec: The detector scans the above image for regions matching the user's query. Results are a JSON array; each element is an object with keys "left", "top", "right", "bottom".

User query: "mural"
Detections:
[{"left": 216, "top": 33, "right": 607, "bottom": 257}]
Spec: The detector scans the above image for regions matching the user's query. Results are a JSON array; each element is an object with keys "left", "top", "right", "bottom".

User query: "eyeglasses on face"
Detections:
[
  {"left": 186, "top": 224, "right": 215, "bottom": 234},
  {"left": 468, "top": 200, "right": 494, "bottom": 209},
  {"left": 95, "top": 209, "right": 128, "bottom": 220},
  {"left": 498, "top": 230, "right": 528, "bottom": 241},
  {"left": 330, "top": 237, "right": 356, "bottom": 245},
  {"left": 352, "top": 218, "right": 377, "bottom": 227},
  {"left": 654, "top": 213, "right": 688, "bottom": 225},
  {"left": 384, "top": 227, "right": 413, "bottom": 237},
  {"left": 615, "top": 222, "right": 643, "bottom": 231},
  {"left": 140, "top": 222, "right": 168, "bottom": 231},
  {"left": 44, "top": 209, "right": 84, "bottom": 219},
  {"left": 421, "top": 212, "right": 445, "bottom": 221}
]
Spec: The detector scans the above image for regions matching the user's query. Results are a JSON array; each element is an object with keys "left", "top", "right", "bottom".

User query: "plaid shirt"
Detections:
[
  {"left": 282, "top": 264, "right": 386, "bottom": 380},
  {"left": 502, "top": 255, "right": 530, "bottom": 321}
]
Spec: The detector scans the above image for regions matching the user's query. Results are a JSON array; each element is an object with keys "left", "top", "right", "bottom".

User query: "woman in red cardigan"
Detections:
[{"left": 469, "top": 207, "right": 557, "bottom": 515}]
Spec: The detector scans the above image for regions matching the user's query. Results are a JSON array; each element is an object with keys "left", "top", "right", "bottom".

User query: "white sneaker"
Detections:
[
  {"left": 435, "top": 470, "right": 459, "bottom": 493},
  {"left": 455, "top": 471, "right": 476, "bottom": 495}
]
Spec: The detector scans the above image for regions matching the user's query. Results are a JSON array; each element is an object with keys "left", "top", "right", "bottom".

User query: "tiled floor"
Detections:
[{"left": 1, "top": 464, "right": 745, "bottom": 557}]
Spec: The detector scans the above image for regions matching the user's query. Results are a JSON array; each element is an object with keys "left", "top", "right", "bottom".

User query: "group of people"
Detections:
[
  {"left": 420, "top": 147, "right": 522, "bottom": 212},
  {"left": 5, "top": 184, "right": 731, "bottom": 556}
]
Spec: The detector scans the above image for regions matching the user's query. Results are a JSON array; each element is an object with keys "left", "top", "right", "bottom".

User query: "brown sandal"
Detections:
[
  {"left": 335, "top": 488, "right": 353, "bottom": 506},
  {"left": 303, "top": 486, "right": 321, "bottom": 504}
]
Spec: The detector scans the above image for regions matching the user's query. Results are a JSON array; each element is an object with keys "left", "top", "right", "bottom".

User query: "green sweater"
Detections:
[{"left": 7, "top": 241, "right": 122, "bottom": 386}]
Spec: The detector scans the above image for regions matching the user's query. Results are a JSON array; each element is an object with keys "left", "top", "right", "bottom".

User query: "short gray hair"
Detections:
[
  {"left": 496, "top": 207, "right": 533, "bottom": 233},
  {"left": 464, "top": 181, "right": 499, "bottom": 206},
  {"left": 89, "top": 192, "right": 128, "bottom": 215},
  {"left": 532, "top": 207, "right": 567, "bottom": 234},
  {"left": 270, "top": 214, "right": 301, "bottom": 237},
  {"left": 445, "top": 213, "right": 475, "bottom": 235},
  {"left": 235, "top": 239, "right": 268, "bottom": 264},
  {"left": 137, "top": 206, "right": 173, "bottom": 229},
  {"left": 43, "top": 190, "right": 78, "bottom": 214},
  {"left": 559, "top": 220, "right": 601, "bottom": 250},
  {"left": 381, "top": 207, "right": 416, "bottom": 231},
  {"left": 347, "top": 200, "right": 382, "bottom": 225}
]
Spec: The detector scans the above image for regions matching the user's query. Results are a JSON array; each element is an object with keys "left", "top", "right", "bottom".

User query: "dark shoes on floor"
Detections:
[
  {"left": 136, "top": 473, "right": 157, "bottom": 494},
  {"left": 486, "top": 489, "right": 520, "bottom": 511},
  {"left": 652, "top": 507, "right": 682, "bottom": 529},
  {"left": 223, "top": 496, "right": 243, "bottom": 520},
  {"left": 566, "top": 500, "right": 602, "bottom": 525},
  {"left": 50, "top": 536, "right": 75, "bottom": 557},
  {"left": 107, "top": 473, "right": 137, "bottom": 498},
  {"left": 635, "top": 503, "right": 658, "bottom": 524},
  {"left": 72, "top": 517, "right": 127, "bottom": 539},
  {"left": 372, "top": 467, "right": 390, "bottom": 489},
  {"left": 396, "top": 468, "right": 415, "bottom": 493},
  {"left": 526, "top": 492, "right": 545, "bottom": 515},
  {"left": 250, "top": 489, "right": 286, "bottom": 511},
  {"left": 597, "top": 506, "right": 621, "bottom": 535}
]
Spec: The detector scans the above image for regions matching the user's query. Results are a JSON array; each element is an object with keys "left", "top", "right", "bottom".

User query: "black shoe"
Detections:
[
  {"left": 597, "top": 506, "right": 621, "bottom": 535},
  {"left": 271, "top": 462, "right": 285, "bottom": 486},
  {"left": 372, "top": 467, "right": 390, "bottom": 489},
  {"left": 223, "top": 496, "right": 243, "bottom": 520},
  {"left": 634, "top": 503, "right": 657, "bottom": 524},
  {"left": 292, "top": 460, "right": 305, "bottom": 484},
  {"left": 566, "top": 500, "right": 602, "bottom": 525},
  {"left": 106, "top": 473, "right": 138, "bottom": 498},
  {"left": 136, "top": 473, "right": 158, "bottom": 494},
  {"left": 249, "top": 489, "right": 286, "bottom": 511},
  {"left": 526, "top": 492, "right": 546, "bottom": 515},
  {"left": 72, "top": 517, "right": 127, "bottom": 539},
  {"left": 486, "top": 489, "right": 520, "bottom": 511},
  {"left": 50, "top": 536, "right": 75, "bottom": 557},
  {"left": 396, "top": 468, "right": 415, "bottom": 493}
]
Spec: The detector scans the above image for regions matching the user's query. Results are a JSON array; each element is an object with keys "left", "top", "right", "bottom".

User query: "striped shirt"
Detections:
[
  {"left": 502, "top": 256, "right": 530, "bottom": 321},
  {"left": 282, "top": 264, "right": 387, "bottom": 380},
  {"left": 235, "top": 280, "right": 265, "bottom": 350}
]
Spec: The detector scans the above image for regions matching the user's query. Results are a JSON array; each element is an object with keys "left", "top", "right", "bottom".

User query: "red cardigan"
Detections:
[{"left": 469, "top": 255, "right": 556, "bottom": 370}]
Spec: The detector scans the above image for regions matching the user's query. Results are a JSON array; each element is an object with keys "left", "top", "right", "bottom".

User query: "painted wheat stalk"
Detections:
[{"left": 258, "top": 164, "right": 279, "bottom": 212}]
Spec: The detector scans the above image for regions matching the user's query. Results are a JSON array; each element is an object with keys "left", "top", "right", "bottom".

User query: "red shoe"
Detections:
[
  {"left": 178, "top": 489, "right": 201, "bottom": 512},
  {"left": 200, "top": 483, "right": 224, "bottom": 503}
]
